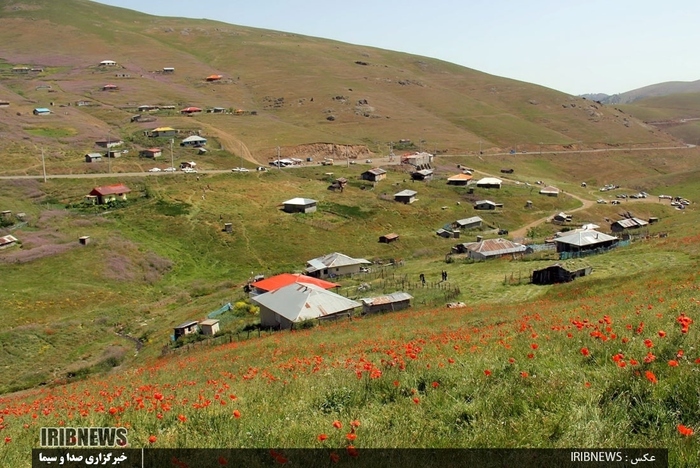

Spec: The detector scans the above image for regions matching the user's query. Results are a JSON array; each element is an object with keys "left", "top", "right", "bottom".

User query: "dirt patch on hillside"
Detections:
[
  {"left": 265, "top": 143, "right": 373, "bottom": 162},
  {"left": 102, "top": 237, "right": 173, "bottom": 284}
]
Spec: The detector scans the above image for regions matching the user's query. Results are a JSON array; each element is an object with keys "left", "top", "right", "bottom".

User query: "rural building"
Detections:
[
  {"left": 283, "top": 197, "right": 317, "bottom": 214},
  {"left": 12, "top": 66, "right": 30, "bottom": 74},
  {"left": 180, "top": 135, "right": 207, "bottom": 147},
  {"left": 84, "top": 153, "right": 103, "bottom": 163},
  {"left": 453, "top": 216, "right": 483, "bottom": 231},
  {"left": 305, "top": 252, "right": 371, "bottom": 278},
  {"left": 447, "top": 173, "right": 472, "bottom": 185},
  {"left": 553, "top": 230, "right": 618, "bottom": 254},
  {"left": 207, "top": 107, "right": 227, "bottom": 113},
  {"left": 105, "top": 150, "right": 122, "bottom": 158},
  {"left": 0, "top": 101, "right": 9, "bottom": 107},
  {"left": 475, "top": 177, "right": 502, "bottom": 189},
  {"left": 361, "top": 168, "right": 387, "bottom": 182},
  {"left": 474, "top": 200, "right": 501, "bottom": 210},
  {"left": 361, "top": 292, "right": 413, "bottom": 314},
  {"left": 455, "top": 238, "right": 528, "bottom": 260},
  {"left": 33, "top": 108, "right": 51, "bottom": 115},
  {"left": 610, "top": 218, "right": 649, "bottom": 232},
  {"left": 206, "top": 74, "right": 223, "bottom": 81},
  {"left": 553, "top": 212, "right": 573, "bottom": 224},
  {"left": 173, "top": 321, "right": 198, "bottom": 340},
  {"left": 532, "top": 264, "right": 592, "bottom": 285},
  {"left": 394, "top": 189, "right": 417, "bottom": 204},
  {"left": 411, "top": 169, "right": 434, "bottom": 181},
  {"left": 198, "top": 319, "right": 220, "bottom": 336},
  {"left": 539, "top": 186, "right": 560, "bottom": 196},
  {"left": 253, "top": 282, "right": 361, "bottom": 329},
  {"left": 500, "top": 168, "right": 514, "bottom": 174},
  {"left": 138, "top": 105, "right": 158, "bottom": 112},
  {"left": 139, "top": 148, "right": 162, "bottom": 158},
  {"left": 379, "top": 233, "right": 399, "bottom": 243},
  {"left": 180, "top": 107, "right": 202, "bottom": 115},
  {"left": 87, "top": 183, "right": 131, "bottom": 204},
  {"left": 102, "top": 84, "right": 118, "bottom": 91},
  {"left": 99, "top": 60, "right": 117, "bottom": 66},
  {"left": 149, "top": 127, "right": 177, "bottom": 138},
  {"left": 0, "top": 235, "right": 18, "bottom": 250},
  {"left": 248, "top": 273, "right": 340, "bottom": 297},
  {"left": 401, "top": 152, "right": 433, "bottom": 169},
  {"left": 180, "top": 161, "right": 197, "bottom": 169},
  {"left": 436, "top": 228, "right": 459, "bottom": 239},
  {"left": 163, "top": 67, "right": 175, "bottom": 73},
  {"left": 95, "top": 139, "right": 123, "bottom": 148}
]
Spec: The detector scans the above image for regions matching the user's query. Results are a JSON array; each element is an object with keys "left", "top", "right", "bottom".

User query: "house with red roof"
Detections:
[
  {"left": 86, "top": 184, "right": 131, "bottom": 205},
  {"left": 247, "top": 273, "right": 340, "bottom": 297}
]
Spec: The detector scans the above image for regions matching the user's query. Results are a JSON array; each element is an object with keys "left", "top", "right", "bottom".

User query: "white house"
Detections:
[
  {"left": 476, "top": 177, "right": 502, "bottom": 188},
  {"left": 283, "top": 198, "right": 317, "bottom": 213},
  {"left": 305, "top": 252, "right": 371, "bottom": 278}
]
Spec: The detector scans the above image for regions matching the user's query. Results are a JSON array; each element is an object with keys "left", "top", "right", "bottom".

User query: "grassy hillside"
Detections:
[
  {"left": 618, "top": 93, "right": 700, "bottom": 145},
  {"left": 0, "top": 0, "right": 680, "bottom": 175}
]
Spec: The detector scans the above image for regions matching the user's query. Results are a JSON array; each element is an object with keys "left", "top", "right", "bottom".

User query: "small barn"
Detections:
[
  {"left": 411, "top": 169, "right": 434, "bottom": 181},
  {"left": 476, "top": 177, "right": 502, "bottom": 189},
  {"left": 180, "top": 107, "right": 202, "bottom": 115},
  {"left": 206, "top": 74, "right": 223, "bottom": 81},
  {"left": 446, "top": 173, "right": 472, "bottom": 185},
  {"left": 0, "top": 235, "right": 18, "bottom": 250},
  {"left": 553, "top": 230, "right": 618, "bottom": 254},
  {"left": 139, "top": 148, "right": 162, "bottom": 158},
  {"left": 163, "top": 67, "right": 175, "bottom": 73},
  {"left": 102, "top": 84, "right": 119, "bottom": 91},
  {"left": 361, "top": 168, "right": 387, "bottom": 182},
  {"left": 85, "top": 153, "right": 103, "bottom": 163},
  {"left": 457, "top": 238, "right": 528, "bottom": 260},
  {"left": 532, "top": 264, "right": 592, "bottom": 285},
  {"left": 394, "top": 189, "right": 417, "bottom": 204},
  {"left": 248, "top": 273, "right": 339, "bottom": 297},
  {"left": 33, "top": 108, "right": 51, "bottom": 115},
  {"left": 99, "top": 60, "right": 117, "bottom": 67},
  {"left": 474, "top": 200, "right": 501, "bottom": 210},
  {"left": 198, "top": 319, "right": 220, "bottom": 336},
  {"left": 553, "top": 212, "right": 573, "bottom": 224},
  {"left": 539, "top": 186, "right": 560, "bottom": 197},
  {"left": 610, "top": 218, "right": 649, "bottom": 232},
  {"left": 401, "top": 152, "right": 433, "bottom": 169},
  {"left": 361, "top": 292, "right": 413, "bottom": 314},
  {"left": 283, "top": 197, "right": 317, "bottom": 213},
  {"left": 453, "top": 216, "right": 483, "bottom": 231},
  {"left": 379, "top": 233, "right": 399, "bottom": 243},
  {"left": 173, "top": 321, "right": 198, "bottom": 340},
  {"left": 305, "top": 252, "right": 371, "bottom": 278},
  {"left": 88, "top": 183, "right": 131, "bottom": 204},
  {"left": 180, "top": 135, "right": 207, "bottom": 147},
  {"left": 95, "top": 139, "right": 123, "bottom": 148}
]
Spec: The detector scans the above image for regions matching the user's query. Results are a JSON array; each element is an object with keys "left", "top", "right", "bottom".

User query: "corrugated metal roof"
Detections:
[
  {"left": 0, "top": 235, "right": 18, "bottom": 245},
  {"left": 455, "top": 216, "right": 483, "bottom": 226},
  {"left": 90, "top": 184, "right": 131, "bottom": 196},
  {"left": 251, "top": 273, "right": 339, "bottom": 292},
  {"left": 555, "top": 230, "right": 617, "bottom": 247},
  {"left": 394, "top": 190, "right": 417, "bottom": 197},
  {"left": 305, "top": 252, "right": 371, "bottom": 272},
  {"left": 252, "top": 282, "right": 360, "bottom": 322},
  {"left": 174, "top": 320, "right": 198, "bottom": 329},
  {"left": 466, "top": 238, "right": 527, "bottom": 256},
  {"left": 448, "top": 173, "right": 472, "bottom": 181},
  {"left": 476, "top": 177, "right": 502, "bottom": 185},
  {"left": 199, "top": 319, "right": 219, "bottom": 326},
  {"left": 366, "top": 168, "right": 386, "bottom": 175},
  {"left": 181, "top": 135, "right": 207, "bottom": 142},
  {"left": 361, "top": 292, "right": 413, "bottom": 306},
  {"left": 284, "top": 197, "right": 317, "bottom": 206},
  {"left": 613, "top": 218, "right": 648, "bottom": 229}
]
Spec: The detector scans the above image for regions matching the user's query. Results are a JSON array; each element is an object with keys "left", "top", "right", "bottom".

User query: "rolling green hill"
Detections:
[{"left": 0, "top": 0, "right": 679, "bottom": 176}]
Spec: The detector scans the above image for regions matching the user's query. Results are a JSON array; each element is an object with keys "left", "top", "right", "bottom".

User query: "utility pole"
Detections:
[
  {"left": 277, "top": 146, "right": 281, "bottom": 170},
  {"left": 107, "top": 134, "right": 111, "bottom": 174},
  {"left": 41, "top": 148, "right": 47, "bottom": 183},
  {"left": 170, "top": 139, "right": 174, "bottom": 173}
]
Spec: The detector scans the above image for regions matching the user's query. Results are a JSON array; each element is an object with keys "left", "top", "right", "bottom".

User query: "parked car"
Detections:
[
  {"left": 611, "top": 200, "right": 621, "bottom": 205},
  {"left": 597, "top": 199, "right": 607, "bottom": 204},
  {"left": 163, "top": 167, "right": 177, "bottom": 172},
  {"left": 232, "top": 167, "right": 250, "bottom": 173},
  {"left": 182, "top": 167, "right": 198, "bottom": 173},
  {"left": 148, "top": 167, "right": 161, "bottom": 172}
]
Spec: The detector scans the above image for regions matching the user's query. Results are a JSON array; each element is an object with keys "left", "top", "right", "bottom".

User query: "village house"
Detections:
[
  {"left": 84, "top": 153, "right": 103, "bottom": 163},
  {"left": 531, "top": 264, "right": 592, "bottom": 285},
  {"left": 394, "top": 189, "right": 417, "bottom": 204},
  {"left": 105, "top": 150, "right": 122, "bottom": 158},
  {"left": 436, "top": 228, "right": 460, "bottom": 239},
  {"left": 179, "top": 161, "right": 197, "bottom": 169},
  {"left": 149, "top": 127, "right": 177, "bottom": 138},
  {"left": 0, "top": 235, "right": 18, "bottom": 250},
  {"left": 283, "top": 197, "right": 317, "bottom": 213},
  {"left": 539, "top": 186, "right": 560, "bottom": 196},
  {"left": 180, "top": 107, "right": 202, "bottom": 115},
  {"left": 247, "top": 273, "right": 340, "bottom": 297},
  {"left": 173, "top": 321, "right": 198, "bottom": 340},
  {"left": 610, "top": 218, "right": 649, "bottom": 232},
  {"left": 475, "top": 177, "right": 502, "bottom": 189},
  {"left": 99, "top": 60, "right": 117, "bottom": 67},
  {"left": 102, "top": 84, "right": 119, "bottom": 91},
  {"left": 198, "top": 319, "right": 220, "bottom": 336},
  {"left": 206, "top": 74, "right": 223, "bottom": 82},
  {"left": 401, "top": 152, "right": 433, "bottom": 169},
  {"left": 305, "top": 252, "right": 371, "bottom": 279},
  {"left": 95, "top": 139, "right": 123, "bottom": 148},
  {"left": 361, "top": 168, "right": 387, "bottom": 182},
  {"left": 553, "top": 230, "right": 618, "bottom": 254},
  {"left": 253, "top": 282, "right": 361, "bottom": 329},
  {"left": 454, "top": 237, "right": 528, "bottom": 260},
  {"left": 474, "top": 200, "right": 501, "bottom": 210},
  {"left": 0, "top": 101, "right": 9, "bottom": 107},
  {"left": 163, "top": 67, "right": 175, "bottom": 73},
  {"left": 33, "top": 108, "right": 51, "bottom": 116},
  {"left": 86, "top": 183, "right": 131, "bottom": 205},
  {"left": 138, "top": 105, "right": 158, "bottom": 112},
  {"left": 452, "top": 216, "right": 484, "bottom": 230},
  {"left": 139, "top": 148, "right": 162, "bottom": 159},
  {"left": 180, "top": 135, "right": 207, "bottom": 147},
  {"left": 361, "top": 292, "right": 413, "bottom": 314},
  {"left": 552, "top": 212, "right": 573, "bottom": 224},
  {"left": 446, "top": 173, "right": 472, "bottom": 185},
  {"left": 11, "top": 66, "right": 30, "bottom": 74}
]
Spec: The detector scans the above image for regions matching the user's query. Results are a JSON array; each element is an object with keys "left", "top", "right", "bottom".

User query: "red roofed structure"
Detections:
[
  {"left": 205, "top": 74, "right": 222, "bottom": 81},
  {"left": 249, "top": 273, "right": 340, "bottom": 296},
  {"left": 180, "top": 107, "right": 202, "bottom": 114},
  {"left": 87, "top": 183, "right": 131, "bottom": 204}
]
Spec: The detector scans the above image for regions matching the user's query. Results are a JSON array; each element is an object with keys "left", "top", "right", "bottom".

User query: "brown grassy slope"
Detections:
[
  {"left": 0, "top": 0, "right": 680, "bottom": 167},
  {"left": 618, "top": 93, "right": 700, "bottom": 145}
]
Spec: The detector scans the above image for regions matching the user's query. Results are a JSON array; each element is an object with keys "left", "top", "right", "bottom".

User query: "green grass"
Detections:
[{"left": 24, "top": 127, "right": 77, "bottom": 138}]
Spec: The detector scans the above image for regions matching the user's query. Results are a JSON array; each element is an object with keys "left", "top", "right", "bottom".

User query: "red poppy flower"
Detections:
[
  {"left": 520, "top": 372, "right": 529, "bottom": 378},
  {"left": 644, "top": 339, "right": 653, "bottom": 348},
  {"left": 233, "top": 410, "right": 241, "bottom": 419},
  {"left": 644, "top": 371, "right": 658, "bottom": 384},
  {"left": 678, "top": 424, "right": 694, "bottom": 436},
  {"left": 431, "top": 381, "right": 439, "bottom": 388},
  {"left": 218, "top": 456, "right": 228, "bottom": 466},
  {"left": 332, "top": 420, "right": 342, "bottom": 429},
  {"left": 178, "top": 414, "right": 187, "bottom": 422},
  {"left": 668, "top": 360, "right": 679, "bottom": 367},
  {"left": 530, "top": 343, "right": 539, "bottom": 350},
  {"left": 484, "top": 369, "right": 492, "bottom": 376},
  {"left": 148, "top": 435, "right": 157, "bottom": 444},
  {"left": 4, "top": 437, "right": 11, "bottom": 444},
  {"left": 350, "top": 420, "right": 361, "bottom": 428},
  {"left": 346, "top": 433, "right": 357, "bottom": 441},
  {"left": 318, "top": 434, "right": 328, "bottom": 442},
  {"left": 413, "top": 397, "right": 420, "bottom": 404},
  {"left": 658, "top": 330, "right": 666, "bottom": 338},
  {"left": 580, "top": 347, "right": 590, "bottom": 357}
]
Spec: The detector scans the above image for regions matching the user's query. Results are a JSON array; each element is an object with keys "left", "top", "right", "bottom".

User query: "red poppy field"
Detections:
[{"left": 2, "top": 261, "right": 699, "bottom": 466}]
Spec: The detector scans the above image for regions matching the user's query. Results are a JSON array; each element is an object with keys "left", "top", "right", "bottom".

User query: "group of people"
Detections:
[{"left": 419, "top": 271, "right": 449, "bottom": 284}]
